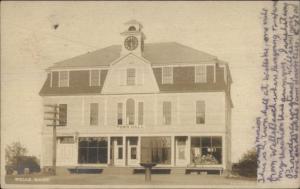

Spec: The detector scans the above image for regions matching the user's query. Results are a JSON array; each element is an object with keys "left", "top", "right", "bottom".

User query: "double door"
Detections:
[{"left": 111, "top": 137, "right": 139, "bottom": 166}]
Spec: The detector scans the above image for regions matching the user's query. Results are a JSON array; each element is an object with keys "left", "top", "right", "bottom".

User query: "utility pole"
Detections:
[{"left": 44, "top": 104, "right": 59, "bottom": 176}]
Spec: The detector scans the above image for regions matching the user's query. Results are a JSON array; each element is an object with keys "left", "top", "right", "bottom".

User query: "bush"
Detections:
[{"left": 233, "top": 148, "right": 257, "bottom": 177}]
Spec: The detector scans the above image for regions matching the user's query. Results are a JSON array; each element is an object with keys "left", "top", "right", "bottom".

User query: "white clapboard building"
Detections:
[{"left": 39, "top": 20, "right": 233, "bottom": 174}]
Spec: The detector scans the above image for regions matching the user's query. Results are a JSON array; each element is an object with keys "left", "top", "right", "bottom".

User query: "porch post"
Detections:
[
  {"left": 107, "top": 136, "right": 111, "bottom": 166},
  {"left": 187, "top": 136, "right": 191, "bottom": 166},
  {"left": 123, "top": 136, "right": 126, "bottom": 166},
  {"left": 138, "top": 136, "right": 141, "bottom": 165},
  {"left": 171, "top": 136, "right": 175, "bottom": 166}
]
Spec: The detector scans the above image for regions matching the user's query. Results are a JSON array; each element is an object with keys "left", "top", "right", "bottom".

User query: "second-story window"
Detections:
[
  {"left": 58, "top": 104, "right": 67, "bottom": 126},
  {"left": 117, "top": 103, "right": 123, "bottom": 125},
  {"left": 127, "top": 68, "right": 136, "bottom": 85},
  {"left": 162, "top": 67, "right": 173, "bottom": 84},
  {"left": 195, "top": 65, "right": 207, "bottom": 83},
  {"left": 126, "top": 99, "right": 135, "bottom": 125},
  {"left": 59, "top": 71, "right": 69, "bottom": 87},
  {"left": 138, "top": 102, "right": 144, "bottom": 125},
  {"left": 90, "top": 103, "right": 99, "bottom": 126},
  {"left": 196, "top": 101, "right": 205, "bottom": 124},
  {"left": 163, "top": 101, "right": 171, "bottom": 125},
  {"left": 90, "top": 70, "right": 101, "bottom": 86}
]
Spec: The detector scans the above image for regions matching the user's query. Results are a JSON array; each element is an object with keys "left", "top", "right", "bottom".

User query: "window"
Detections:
[
  {"left": 163, "top": 101, "right": 171, "bottom": 125},
  {"left": 127, "top": 68, "right": 136, "bottom": 85},
  {"left": 59, "top": 136, "right": 74, "bottom": 144},
  {"left": 196, "top": 101, "right": 205, "bottom": 124},
  {"left": 59, "top": 71, "right": 69, "bottom": 87},
  {"left": 90, "top": 70, "right": 101, "bottom": 86},
  {"left": 118, "top": 147, "right": 123, "bottom": 159},
  {"left": 162, "top": 67, "right": 173, "bottom": 84},
  {"left": 78, "top": 137, "right": 108, "bottom": 164},
  {"left": 90, "top": 103, "right": 98, "bottom": 126},
  {"left": 126, "top": 99, "right": 135, "bottom": 125},
  {"left": 191, "top": 136, "right": 222, "bottom": 165},
  {"left": 58, "top": 104, "right": 67, "bottom": 126},
  {"left": 141, "top": 137, "right": 171, "bottom": 164},
  {"left": 128, "top": 26, "right": 136, "bottom": 31},
  {"left": 117, "top": 103, "right": 123, "bottom": 125},
  {"left": 195, "top": 65, "right": 206, "bottom": 83},
  {"left": 138, "top": 102, "right": 144, "bottom": 125},
  {"left": 131, "top": 148, "right": 137, "bottom": 159}
]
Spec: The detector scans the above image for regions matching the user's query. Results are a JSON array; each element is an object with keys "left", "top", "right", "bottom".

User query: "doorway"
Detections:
[
  {"left": 175, "top": 136, "right": 188, "bottom": 166},
  {"left": 126, "top": 137, "right": 139, "bottom": 166}
]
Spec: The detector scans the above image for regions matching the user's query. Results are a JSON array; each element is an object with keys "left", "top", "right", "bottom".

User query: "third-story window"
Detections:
[
  {"left": 138, "top": 102, "right": 144, "bottom": 125},
  {"left": 58, "top": 104, "right": 67, "bottom": 126},
  {"left": 90, "top": 103, "right": 98, "bottom": 126},
  {"left": 162, "top": 67, "right": 173, "bottom": 84},
  {"left": 195, "top": 65, "right": 207, "bottom": 83},
  {"left": 196, "top": 101, "right": 205, "bottom": 124},
  {"left": 59, "top": 71, "right": 69, "bottom": 87},
  {"left": 126, "top": 99, "right": 135, "bottom": 125},
  {"left": 117, "top": 103, "right": 123, "bottom": 125},
  {"left": 127, "top": 68, "right": 136, "bottom": 85},
  {"left": 90, "top": 70, "right": 101, "bottom": 86},
  {"left": 163, "top": 101, "right": 171, "bottom": 125}
]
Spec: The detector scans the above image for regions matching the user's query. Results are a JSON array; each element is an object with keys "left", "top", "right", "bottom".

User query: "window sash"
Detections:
[
  {"left": 127, "top": 68, "right": 136, "bottom": 85},
  {"left": 163, "top": 101, "right": 171, "bottom": 125},
  {"left": 126, "top": 99, "right": 135, "bottom": 125},
  {"left": 90, "top": 70, "right": 101, "bottom": 86},
  {"left": 59, "top": 71, "right": 69, "bottom": 87},
  {"left": 117, "top": 103, "right": 123, "bottom": 125},
  {"left": 162, "top": 67, "right": 173, "bottom": 84},
  {"left": 90, "top": 103, "right": 99, "bottom": 126},
  {"left": 138, "top": 102, "right": 144, "bottom": 125},
  {"left": 196, "top": 101, "right": 205, "bottom": 124},
  {"left": 59, "top": 104, "right": 67, "bottom": 126},
  {"left": 195, "top": 66, "right": 206, "bottom": 83}
]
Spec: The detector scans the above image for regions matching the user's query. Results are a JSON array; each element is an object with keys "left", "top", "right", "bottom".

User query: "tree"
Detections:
[
  {"left": 5, "top": 142, "right": 27, "bottom": 167},
  {"left": 233, "top": 148, "right": 257, "bottom": 177}
]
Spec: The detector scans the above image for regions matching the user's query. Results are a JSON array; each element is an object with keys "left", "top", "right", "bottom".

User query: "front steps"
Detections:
[{"left": 171, "top": 167, "right": 186, "bottom": 175}]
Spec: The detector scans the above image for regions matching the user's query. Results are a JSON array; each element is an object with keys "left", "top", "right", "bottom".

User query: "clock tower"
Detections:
[{"left": 120, "top": 20, "right": 146, "bottom": 57}]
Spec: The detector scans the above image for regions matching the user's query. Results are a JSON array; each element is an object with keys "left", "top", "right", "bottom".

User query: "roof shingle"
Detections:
[{"left": 49, "top": 42, "right": 217, "bottom": 69}]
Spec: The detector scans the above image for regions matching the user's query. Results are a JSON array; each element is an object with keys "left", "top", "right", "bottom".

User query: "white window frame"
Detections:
[
  {"left": 162, "top": 67, "right": 173, "bottom": 84},
  {"left": 195, "top": 65, "right": 207, "bottom": 83},
  {"left": 89, "top": 70, "right": 101, "bottom": 86},
  {"left": 195, "top": 100, "right": 205, "bottom": 125},
  {"left": 163, "top": 101, "right": 172, "bottom": 125},
  {"left": 126, "top": 68, "right": 136, "bottom": 86},
  {"left": 58, "top": 71, "right": 69, "bottom": 87},
  {"left": 89, "top": 103, "right": 99, "bottom": 126}
]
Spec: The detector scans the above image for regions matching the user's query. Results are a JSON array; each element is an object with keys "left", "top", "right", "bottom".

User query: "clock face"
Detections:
[{"left": 124, "top": 36, "right": 138, "bottom": 51}]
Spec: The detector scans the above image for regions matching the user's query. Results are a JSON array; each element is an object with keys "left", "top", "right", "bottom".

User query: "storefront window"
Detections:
[
  {"left": 191, "top": 136, "right": 222, "bottom": 165},
  {"left": 78, "top": 137, "right": 108, "bottom": 164},
  {"left": 141, "top": 137, "right": 171, "bottom": 164}
]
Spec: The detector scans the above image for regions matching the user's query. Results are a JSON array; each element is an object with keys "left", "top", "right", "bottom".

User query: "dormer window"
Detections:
[
  {"left": 195, "top": 65, "right": 207, "bottom": 83},
  {"left": 59, "top": 71, "right": 69, "bottom": 87},
  {"left": 90, "top": 70, "right": 101, "bottom": 86},
  {"left": 162, "top": 67, "right": 173, "bottom": 84},
  {"left": 127, "top": 68, "right": 136, "bottom": 85},
  {"left": 128, "top": 26, "right": 136, "bottom": 31}
]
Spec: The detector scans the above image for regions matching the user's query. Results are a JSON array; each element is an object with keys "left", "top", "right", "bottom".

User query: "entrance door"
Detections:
[
  {"left": 112, "top": 137, "right": 124, "bottom": 166},
  {"left": 57, "top": 137, "right": 75, "bottom": 165},
  {"left": 175, "top": 137, "right": 188, "bottom": 166},
  {"left": 126, "top": 137, "right": 139, "bottom": 166}
]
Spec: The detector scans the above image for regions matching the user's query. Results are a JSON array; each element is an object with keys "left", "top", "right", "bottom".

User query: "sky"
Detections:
[{"left": 1, "top": 1, "right": 271, "bottom": 162}]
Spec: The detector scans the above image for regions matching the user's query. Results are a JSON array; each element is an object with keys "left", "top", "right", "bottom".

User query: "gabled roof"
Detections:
[{"left": 49, "top": 42, "right": 217, "bottom": 69}]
